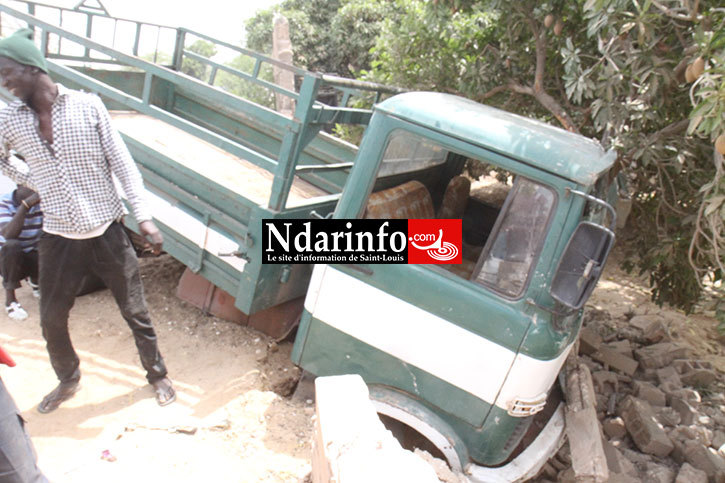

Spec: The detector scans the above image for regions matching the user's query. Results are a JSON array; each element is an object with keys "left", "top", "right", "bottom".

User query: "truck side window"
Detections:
[
  {"left": 379, "top": 131, "right": 447, "bottom": 177},
  {"left": 472, "top": 179, "right": 555, "bottom": 297}
]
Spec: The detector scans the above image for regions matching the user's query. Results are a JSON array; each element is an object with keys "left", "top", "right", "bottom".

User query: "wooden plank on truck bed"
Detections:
[{"left": 110, "top": 111, "right": 328, "bottom": 208}]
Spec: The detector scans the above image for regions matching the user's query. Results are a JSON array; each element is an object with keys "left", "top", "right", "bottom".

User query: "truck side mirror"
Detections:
[{"left": 550, "top": 222, "right": 614, "bottom": 311}]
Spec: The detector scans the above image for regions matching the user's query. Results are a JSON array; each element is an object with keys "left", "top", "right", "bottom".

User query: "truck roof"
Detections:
[{"left": 375, "top": 92, "right": 615, "bottom": 186}]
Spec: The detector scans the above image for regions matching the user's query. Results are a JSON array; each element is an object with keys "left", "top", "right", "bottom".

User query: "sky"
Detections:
[{"left": 5, "top": 0, "right": 281, "bottom": 49}]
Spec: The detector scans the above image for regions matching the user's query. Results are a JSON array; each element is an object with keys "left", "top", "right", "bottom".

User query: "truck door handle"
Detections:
[{"left": 341, "top": 264, "right": 374, "bottom": 276}]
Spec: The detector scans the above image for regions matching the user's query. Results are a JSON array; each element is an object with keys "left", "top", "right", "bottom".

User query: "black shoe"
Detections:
[{"left": 38, "top": 382, "right": 81, "bottom": 413}]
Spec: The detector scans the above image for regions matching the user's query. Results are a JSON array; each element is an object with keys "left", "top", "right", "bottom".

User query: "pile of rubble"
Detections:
[{"left": 538, "top": 310, "right": 725, "bottom": 483}]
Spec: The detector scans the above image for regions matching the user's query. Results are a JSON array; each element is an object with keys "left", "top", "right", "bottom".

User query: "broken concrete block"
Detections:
[
  {"left": 312, "top": 375, "right": 440, "bottom": 483},
  {"left": 579, "top": 326, "right": 603, "bottom": 355},
  {"left": 592, "top": 370, "right": 619, "bottom": 396},
  {"left": 684, "top": 440, "right": 725, "bottom": 479},
  {"left": 629, "top": 314, "right": 662, "bottom": 331},
  {"left": 713, "top": 430, "right": 725, "bottom": 450},
  {"left": 565, "top": 360, "right": 609, "bottom": 482},
  {"left": 603, "top": 417, "right": 628, "bottom": 439},
  {"left": 681, "top": 369, "right": 718, "bottom": 388},
  {"left": 675, "top": 462, "right": 708, "bottom": 483},
  {"left": 672, "top": 359, "right": 695, "bottom": 374},
  {"left": 656, "top": 366, "right": 683, "bottom": 387},
  {"left": 670, "top": 440, "right": 687, "bottom": 464},
  {"left": 634, "top": 343, "right": 690, "bottom": 370},
  {"left": 644, "top": 462, "right": 676, "bottom": 483},
  {"left": 619, "top": 396, "right": 674, "bottom": 458},
  {"left": 603, "top": 439, "right": 640, "bottom": 482},
  {"left": 670, "top": 396, "right": 698, "bottom": 425},
  {"left": 608, "top": 339, "right": 635, "bottom": 359},
  {"left": 687, "top": 425, "right": 714, "bottom": 447},
  {"left": 591, "top": 346, "right": 639, "bottom": 376},
  {"left": 634, "top": 381, "right": 666, "bottom": 407},
  {"left": 667, "top": 388, "right": 701, "bottom": 406},
  {"left": 630, "top": 314, "right": 669, "bottom": 343},
  {"left": 655, "top": 406, "right": 681, "bottom": 427}
]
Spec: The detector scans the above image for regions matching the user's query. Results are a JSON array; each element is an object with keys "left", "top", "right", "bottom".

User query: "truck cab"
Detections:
[{"left": 292, "top": 92, "right": 616, "bottom": 479}]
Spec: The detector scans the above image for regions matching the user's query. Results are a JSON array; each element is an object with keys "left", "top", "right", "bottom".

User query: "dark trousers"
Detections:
[
  {"left": 0, "top": 240, "right": 38, "bottom": 291},
  {"left": 38, "top": 222, "right": 167, "bottom": 384},
  {"left": 0, "top": 378, "right": 48, "bottom": 483}
]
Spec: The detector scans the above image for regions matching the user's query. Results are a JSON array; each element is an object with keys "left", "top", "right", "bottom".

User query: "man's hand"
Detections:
[
  {"left": 138, "top": 220, "right": 163, "bottom": 255},
  {"left": 22, "top": 191, "right": 40, "bottom": 207}
]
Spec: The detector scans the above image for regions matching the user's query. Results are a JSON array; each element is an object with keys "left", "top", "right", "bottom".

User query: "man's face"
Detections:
[{"left": 0, "top": 57, "right": 39, "bottom": 103}]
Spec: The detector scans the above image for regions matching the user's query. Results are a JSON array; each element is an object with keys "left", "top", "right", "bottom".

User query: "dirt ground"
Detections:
[
  {"left": 0, "top": 255, "right": 312, "bottom": 483},
  {"left": 0, "top": 249, "right": 722, "bottom": 483}
]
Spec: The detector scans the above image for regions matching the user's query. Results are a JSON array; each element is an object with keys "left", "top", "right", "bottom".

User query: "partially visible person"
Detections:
[
  {"left": 0, "top": 29, "right": 175, "bottom": 413},
  {"left": 0, "top": 344, "right": 49, "bottom": 482},
  {"left": 0, "top": 185, "right": 41, "bottom": 321}
]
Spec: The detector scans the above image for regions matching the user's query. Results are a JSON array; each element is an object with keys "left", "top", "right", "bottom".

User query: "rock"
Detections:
[
  {"left": 619, "top": 396, "right": 674, "bottom": 458},
  {"left": 670, "top": 396, "right": 698, "bottom": 425},
  {"left": 656, "top": 366, "right": 683, "bottom": 387},
  {"left": 609, "top": 339, "right": 635, "bottom": 359},
  {"left": 634, "top": 343, "right": 689, "bottom": 370},
  {"left": 655, "top": 407, "right": 681, "bottom": 427},
  {"left": 622, "top": 447, "right": 654, "bottom": 468},
  {"left": 681, "top": 369, "right": 718, "bottom": 388},
  {"left": 592, "top": 346, "right": 639, "bottom": 376},
  {"left": 629, "top": 314, "right": 662, "bottom": 332},
  {"left": 634, "top": 381, "right": 667, "bottom": 407},
  {"left": 643, "top": 462, "right": 676, "bottom": 483},
  {"left": 580, "top": 325, "right": 603, "bottom": 355},
  {"left": 627, "top": 313, "right": 671, "bottom": 344},
  {"left": 675, "top": 462, "right": 708, "bottom": 483},
  {"left": 667, "top": 388, "right": 701, "bottom": 406},
  {"left": 592, "top": 370, "right": 619, "bottom": 395},
  {"left": 684, "top": 440, "right": 725, "bottom": 478},
  {"left": 604, "top": 417, "right": 628, "bottom": 439},
  {"left": 687, "top": 425, "right": 714, "bottom": 447},
  {"left": 603, "top": 439, "right": 639, "bottom": 477},
  {"left": 558, "top": 467, "right": 576, "bottom": 482},
  {"left": 713, "top": 430, "right": 725, "bottom": 450},
  {"left": 672, "top": 359, "right": 695, "bottom": 374},
  {"left": 670, "top": 440, "right": 686, "bottom": 464}
]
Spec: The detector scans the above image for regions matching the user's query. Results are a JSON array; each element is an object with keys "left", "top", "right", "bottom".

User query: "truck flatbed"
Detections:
[{"left": 110, "top": 111, "right": 327, "bottom": 208}]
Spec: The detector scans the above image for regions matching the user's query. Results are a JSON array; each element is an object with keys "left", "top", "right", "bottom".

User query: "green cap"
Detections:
[{"left": 0, "top": 28, "right": 48, "bottom": 74}]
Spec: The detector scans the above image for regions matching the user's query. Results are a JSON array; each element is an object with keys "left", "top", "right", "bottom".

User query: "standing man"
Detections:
[
  {"left": 0, "top": 184, "right": 42, "bottom": 321},
  {"left": 0, "top": 29, "right": 175, "bottom": 413}
]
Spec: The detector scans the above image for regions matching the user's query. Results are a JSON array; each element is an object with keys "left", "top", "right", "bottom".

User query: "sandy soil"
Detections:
[{"left": 0, "top": 255, "right": 312, "bottom": 483}]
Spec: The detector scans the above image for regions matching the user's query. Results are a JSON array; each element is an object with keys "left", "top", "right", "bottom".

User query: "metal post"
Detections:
[
  {"left": 142, "top": 71, "right": 153, "bottom": 106},
  {"left": 268, "top": 73, "right": 323, "bottom": 212},
  {"left": 84, "top": 13, "right": 92, "bottom": 58},
  {"left": 172, "top": 29, "right": 186, "bottom": 71},
  {"left": 133, "top": 22, "right": 141, "bottom": 56}
]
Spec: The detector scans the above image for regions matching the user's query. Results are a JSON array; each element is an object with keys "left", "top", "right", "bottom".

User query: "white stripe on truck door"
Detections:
[{"left": 307, "top": 265, "right": 572, "bottom": 411}]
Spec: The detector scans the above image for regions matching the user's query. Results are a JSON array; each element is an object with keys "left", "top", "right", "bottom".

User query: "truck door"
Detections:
[{"left": 294, "top": 127, "right": 561, "bottom": 430}]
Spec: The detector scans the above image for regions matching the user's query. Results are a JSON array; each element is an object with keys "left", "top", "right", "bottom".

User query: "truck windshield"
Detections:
[{"left": 366, "top": 129, "right": 556, "bottom": 298}]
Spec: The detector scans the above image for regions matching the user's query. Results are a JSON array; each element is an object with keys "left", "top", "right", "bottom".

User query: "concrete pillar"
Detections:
[
  {"left": 312, "top": 374, "right": 441, "bottom": 483},
  {"left": 272, "top": 14, "right": 296, "bottom": 117}
]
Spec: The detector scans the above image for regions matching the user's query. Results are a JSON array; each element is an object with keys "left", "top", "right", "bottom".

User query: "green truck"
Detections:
[{"left": 0, "top": 2, "right": 617, "bottom": 480}]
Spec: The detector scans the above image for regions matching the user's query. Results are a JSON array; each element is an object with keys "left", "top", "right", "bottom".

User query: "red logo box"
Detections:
[{"left": 407, "top": 219, "right": 462, "bottom": 264}]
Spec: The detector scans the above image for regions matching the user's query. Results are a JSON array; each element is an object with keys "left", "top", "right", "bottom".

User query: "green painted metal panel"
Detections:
[
  {"left": 295, "top": 315, "right": 534, "bottom": 466},
  {"left": 298, "top": 316, "right": 493, "bottom": 428},
  {"left": 332, "top": 263, "right": 530, "bottom": 354}
]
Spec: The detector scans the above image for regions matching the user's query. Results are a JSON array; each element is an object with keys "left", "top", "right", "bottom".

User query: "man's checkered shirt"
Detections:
[{"left": 0, "top": 84, "right": 151, "bottom": 234}]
